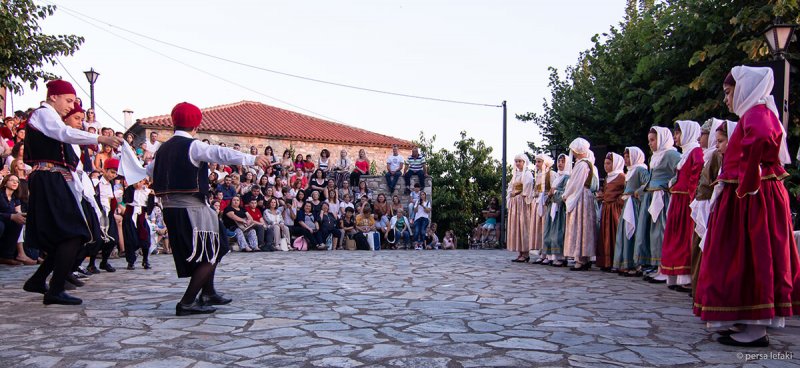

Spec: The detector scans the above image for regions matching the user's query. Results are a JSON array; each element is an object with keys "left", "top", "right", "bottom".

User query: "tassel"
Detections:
[{"left": 186, "top": 228, "right": 200, "bottom": 262}]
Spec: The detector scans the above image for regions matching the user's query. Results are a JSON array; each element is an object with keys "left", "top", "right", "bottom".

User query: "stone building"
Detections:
[
  {"left": 127, "top": 101, "right": 430, "bottom": 201},
  {"left": 127, "top": 100, "right": 415, "bottom": 165}
]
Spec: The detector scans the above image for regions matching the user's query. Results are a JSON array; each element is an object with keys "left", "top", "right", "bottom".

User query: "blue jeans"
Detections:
[
  {"left": 413, "top": 217, "right": 429, "bottom": 244},
  {"left": 385, "top": 171, "right": 402, "bottom": 193},
  {"left": 397, "top": 229, "right": 411, "bottom": 246},
  {"left": 403, "top": 170, "right": 426, "bottom": 189}
]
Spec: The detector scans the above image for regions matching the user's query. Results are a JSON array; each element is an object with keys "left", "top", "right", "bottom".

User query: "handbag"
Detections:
[
  {"left": 345, "top": 237, "right": 357, "bottom": 250},
  {"left": 293, "top": 236, "right": 307, "bottom": 251},
  {"left": 278, "top": 238, "right": 289, "bottom": 252}
]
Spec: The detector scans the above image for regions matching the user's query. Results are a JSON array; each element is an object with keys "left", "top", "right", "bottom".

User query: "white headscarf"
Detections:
[
  {"left": 730, "top": 65, "right": 791, "bottom": 165},
  {"left": 625, "top": 147, "right": 647, "bottom": 182},
  {"left": 675, "top": 120, "right": 702, "bottom": 170},
  {"left": 648, "top": 126, "right": 677, "bottom": 169},
  {"left": 552, "top": 153, "right": 571, "bottom": 189},
  {"left": 605, "top": 152, "right": 625, "bottom": 183},
  {"left": 512, "top": 152, "right": 530, "bottom": 174},
  {"left": 557, "top": 153, "right": 572, "bottom": 175},
  {"left": 538, "top": 154, "right": 554, "bottom": 171},
  {"left": 723, "top": 120, "right": 738, "bottom": 142},
  {"left": 704, "top": 118, "right": 726, "bottom": 163},
  {"left": 568, "top": 137, "right": 594, "bottom": 183}
]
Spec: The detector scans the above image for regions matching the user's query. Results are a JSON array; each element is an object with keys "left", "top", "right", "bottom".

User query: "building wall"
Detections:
[{"left": 135, "top": 127, "right": 415, "bottom": 170}]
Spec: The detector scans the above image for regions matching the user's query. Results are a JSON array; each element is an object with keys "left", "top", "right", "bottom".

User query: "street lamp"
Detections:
[
  {"left": 83, "top": 68, "right": 100, "bottom": 111},
  {"left": 759, "top": 20, "right": 796, "bottom": 134},
  {"left": 764, "top": 22, "right": 797, "bottom": 60}
]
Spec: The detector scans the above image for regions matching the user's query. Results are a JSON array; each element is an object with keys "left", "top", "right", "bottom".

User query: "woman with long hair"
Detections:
[{"left": 350, "top": 149, "right": 370, "bottom": 188}]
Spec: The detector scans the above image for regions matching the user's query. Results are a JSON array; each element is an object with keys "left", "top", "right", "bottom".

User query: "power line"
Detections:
[
  {"left": 47, "top": 1, "right": 502, "bottom": 108},
  {"left": 54, "top": 57, "right": 127, "bottom": 131},
  {"left": 54, "top": 6, "right": 347, "bottom": 124}
]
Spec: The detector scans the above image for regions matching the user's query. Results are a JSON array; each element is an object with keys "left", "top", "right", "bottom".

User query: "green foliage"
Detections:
[
  {"left": 520, "top": 0, "right": 800, "bottom": 157},
  {"left": 415, "top": 131, "right": 502, "bottom": 247},
  {"left": 369, "top": 160, "right": 378, "bottom": 175},
  {"left": 0, "top": 1, "right": 84, "bottom": 94}
]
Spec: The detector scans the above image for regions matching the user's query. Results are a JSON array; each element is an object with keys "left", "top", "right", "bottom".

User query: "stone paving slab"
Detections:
[{"left": 0, "top": 250, "right": 799, "bottom": 367}]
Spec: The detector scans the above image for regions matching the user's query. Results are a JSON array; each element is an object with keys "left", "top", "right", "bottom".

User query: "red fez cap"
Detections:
[
  {"left": 104, "top": 158, "right": 120, "bottom": 170},
  {"left": 46, "top": 80, "right": 77, "bottom": 97},
  {"left": 63, "top": 102, "right": 85, "bottom": 121},
  {"left": 171, "top": 102, "right": 202, "bottom": 129}
]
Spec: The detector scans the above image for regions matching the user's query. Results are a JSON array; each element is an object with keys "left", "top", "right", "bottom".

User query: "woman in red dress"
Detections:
[
  {"left": 661, "top": 120, "right": 704, "bottom": 292},
  {"left": 693, "top": 66, "right": 800, "bottom": 347}
]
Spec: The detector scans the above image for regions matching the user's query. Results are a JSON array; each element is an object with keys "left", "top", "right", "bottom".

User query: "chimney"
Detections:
[{"left": 123, "top": 109, "right": 134, "bottom": 129}]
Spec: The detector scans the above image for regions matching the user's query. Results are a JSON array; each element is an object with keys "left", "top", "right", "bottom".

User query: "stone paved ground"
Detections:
[{"left": 0, "top": 250, "right": 799, "bottom": 368}]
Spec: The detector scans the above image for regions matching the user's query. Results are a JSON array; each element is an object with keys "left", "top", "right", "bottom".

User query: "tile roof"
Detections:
[{"left": 133, "top": 100, "right": 414, "bottom": 149}]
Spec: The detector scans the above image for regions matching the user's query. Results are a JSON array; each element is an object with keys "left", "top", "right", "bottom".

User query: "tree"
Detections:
[
  {"left": 1, "top": 1, "right": 84, "bottom": 94},
  {"left": 416, "top": 131, "right": 503, "bottom": 247},
  {"left": 520, "top": 0, "right": 800, "bottom": 159}
]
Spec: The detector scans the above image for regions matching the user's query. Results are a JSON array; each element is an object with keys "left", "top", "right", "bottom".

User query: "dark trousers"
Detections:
[
  {"left": 0, "top": 219, "right": 23, "bottom": 259},
  {"left": 403, "top": 170, "right": 426, "bottom": 189},
  {"left": 299, "top": 227, "right": 323, "bottom": 248},
  {"left": 349, "top": 171, "right": 363, "bottom": 188},
  {"left": 385, "top": 171, "right": 402, "bottom": 193}
]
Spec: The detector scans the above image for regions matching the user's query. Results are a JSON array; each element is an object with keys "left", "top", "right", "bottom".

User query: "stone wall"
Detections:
[
  {"left": 360, "top": 175, "right": 433, "bottom": 205},
  {"left": 136, "top": 128, "right": 413, "bottom": 167}
]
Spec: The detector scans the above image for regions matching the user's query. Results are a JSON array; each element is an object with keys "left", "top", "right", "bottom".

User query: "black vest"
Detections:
[
  {"left": 152, "top": 135, "right": 209, "bottom": 198},
  {"left": 23, "top": 107, "right": 80, "bottom": 170}
]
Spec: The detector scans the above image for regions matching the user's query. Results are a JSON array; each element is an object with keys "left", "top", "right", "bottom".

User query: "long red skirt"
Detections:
[
  {"left": 693, "top": 181, "right": 800, "bottom": 321},
  {"left": 597, "top": 201, "right": 623, "bottom": 268},
  {"left": 661, "top": 193, "right": 694, "bottom": 276}
]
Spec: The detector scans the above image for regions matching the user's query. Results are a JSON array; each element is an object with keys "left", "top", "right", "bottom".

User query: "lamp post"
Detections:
[
  {"left": 761, "top": 21, "right": 796, "bottom": 132},
  {"left": 500, "top": 101, "right": 507, "bottom": 249},
  {"left": 83, "top": 68, "right": 100, "bottom": 111}
]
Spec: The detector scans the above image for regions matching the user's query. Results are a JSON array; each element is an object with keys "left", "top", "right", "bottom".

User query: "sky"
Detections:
[{"left": 10, "top": 0, "right": 626, "bottom": 161}]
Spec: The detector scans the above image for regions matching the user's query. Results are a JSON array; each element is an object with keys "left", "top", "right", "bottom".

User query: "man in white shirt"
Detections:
[
  {"left": 145, "top": 131, "right": 161, "bottom": 154},
  {"left": 385, "top": 144, "right": 405, "bottom": 194},
  {"left": 23, "top": 80, "right": 122, "bottom": 306},
  {"left": 149, "top": 102, "right": 269, "bottom": 316}
]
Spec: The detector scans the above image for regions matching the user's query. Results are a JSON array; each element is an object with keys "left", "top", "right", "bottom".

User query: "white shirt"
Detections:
[
  {"left": 146, "top": 130, "right": 256, "bottom": 177},
  {"left": 387, "top": 154, "right": 404, "bottom": 172},
  {"left": 97, "top": 177, "right": 114, "bottom": 213},
  {"left": 263, "top": 209, "right": 284, "bottom": 225},
  {"left": 414, "top": 200, "right": 431, "bottom": 220},
  {"left": 145, "top": 139, "right": 161, "bottom": 153},
  {"left": 28, "top": 103, "right": 99, "bottom": 146}
]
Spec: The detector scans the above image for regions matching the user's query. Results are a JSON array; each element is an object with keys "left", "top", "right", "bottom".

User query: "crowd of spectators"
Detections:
[{"left": 0, "top": 107, "right": 443, "bottom": 267}]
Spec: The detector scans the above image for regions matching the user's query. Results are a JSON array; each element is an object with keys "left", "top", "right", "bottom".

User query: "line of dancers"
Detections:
[{"left": 507, "top": 65, "right": 800, "bottom": 347}]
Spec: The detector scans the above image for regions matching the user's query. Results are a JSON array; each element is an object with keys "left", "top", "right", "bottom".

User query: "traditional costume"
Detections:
[
  {"left": 688, "top": 119, "right": 726, "bottom": 292},
  {"left": 694, "top": 66, "right": 800, "bottom": 347},
  {"left": 597, "top": 152, "right": 625, "bottom": 270},
  {"left": 634, "top": 127, "right": 680, "bottom": 278},
  {"left": 661, "top": 120, "right": 704, "bottom": 288},
  {"left": 542, "top": 154, "right": 571, "bottom": 266},
  {"left": 563, "top": 138, "right": 598, "bottom": 270},
  {"left": 150, "top": 102, "right": 256, "bottom": 316},
  {"left": 506, "top": 153, "right": 534, "bottom": 260},
  {"left": 22, "top": 80, "right": 104, "bottom": 305},
  {"left": 530, "top": 154, "right": 554, "bottom": 263},
  {"left": 613, "top": 147, "right": 649, "bottom": 273}
]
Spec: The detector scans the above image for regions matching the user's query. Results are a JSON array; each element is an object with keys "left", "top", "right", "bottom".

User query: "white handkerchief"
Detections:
[{"left": 648, "top": 191, "right": 664, "bottom": 223}]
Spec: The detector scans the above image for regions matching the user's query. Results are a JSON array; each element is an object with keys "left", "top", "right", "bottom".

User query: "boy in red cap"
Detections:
[
  {"left": 22, "top": 80, "right": 122, "bottom": 305},
  {"left": 149, "top": 102, "right": 268, "bottom": 316}
]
